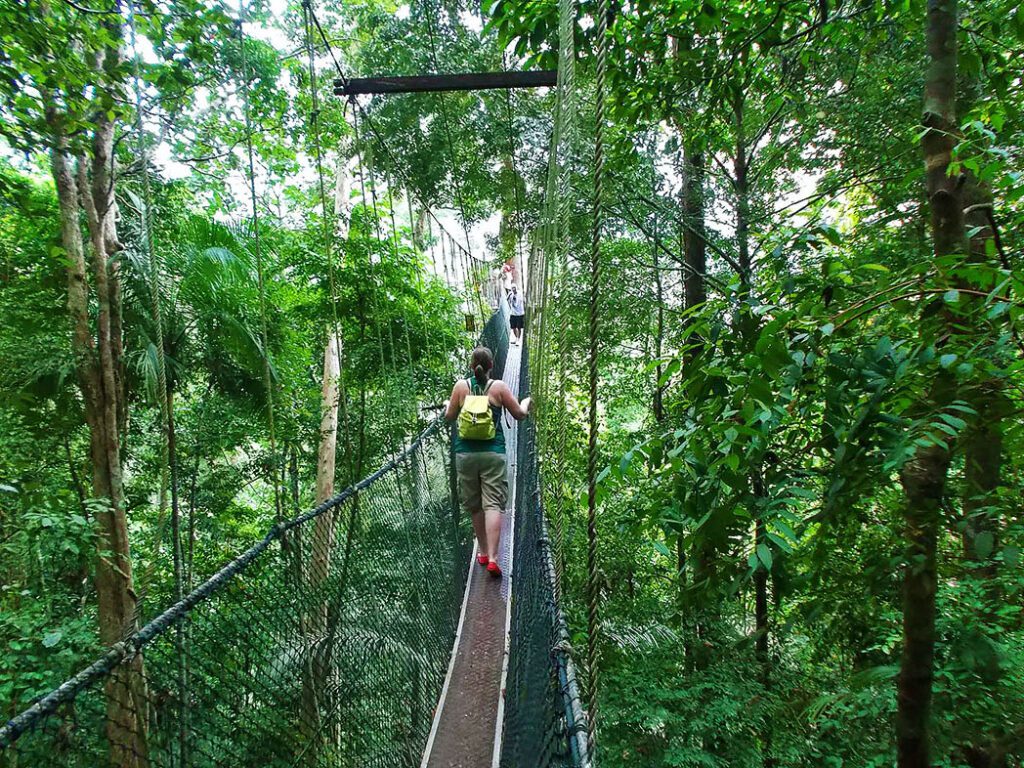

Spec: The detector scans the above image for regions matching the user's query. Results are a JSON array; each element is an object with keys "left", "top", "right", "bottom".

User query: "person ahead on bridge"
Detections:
[
  {"left": 444, "top": 347, "right": 532, "bottom": 577},
  {"left": 507, "top": 284, "right": 525, "bottom": 346}
]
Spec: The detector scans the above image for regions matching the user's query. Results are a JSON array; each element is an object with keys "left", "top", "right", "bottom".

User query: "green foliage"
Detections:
[
  {"left": 516, "top": 0, "right": 1024, "bottom": 765},
  {"left": 3, "top": 0, "right": 1024, "bottom": 763}
]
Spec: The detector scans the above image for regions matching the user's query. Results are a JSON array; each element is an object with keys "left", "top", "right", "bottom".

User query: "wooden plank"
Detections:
[{"left": 334, "top": 70, "right": 558, "bottom": 96}]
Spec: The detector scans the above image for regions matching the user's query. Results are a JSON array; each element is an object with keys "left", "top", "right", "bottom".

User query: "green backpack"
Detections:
[{"left": 458, "top": 378, "right": 496, "bottom": 441}]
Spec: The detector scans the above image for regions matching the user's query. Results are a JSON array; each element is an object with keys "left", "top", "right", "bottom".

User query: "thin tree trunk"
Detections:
[
  {"left": 897, "top": 3, "right": 963, "bottom": 766},
  {"left": 732, "top": 91, "right": 776, "bottom": 768},
  {"left": 302, "top": 335, "right": 341, "bottom": 736},
  {"left": 681, "top": 145, "right": 706, "bottom": 312},
  {"left": 302, "top": 138, "right": 355, "bottom": 739},
  {"left": 42, "top": 23, "right": 147, "bottom": 759},
  {"left": 47, "top": 113, "right": 148, "bottom": 768},
  {"left": 679, "top": 137, "right": 714, "bottom": 588},
  {"left": 751, "top": 467, "right": 770, "bottom": 669},
  {"left": 960, "top": 185, "right": 1003, "bottom": 578},
  {"left": 64, "top": 434, "right": 91, "bottom": 595},
  {"left": 312, "top": 337, "right": 341, "bottom": 584},
  {"left": 734, "top": 97, "right": 754, "bottom": 340},
  {"left": 653, "top": 202, "right": 666, "bottom": 424},
  {"left": 955, "top": 75, "right": 1008, "bottom": 768}
]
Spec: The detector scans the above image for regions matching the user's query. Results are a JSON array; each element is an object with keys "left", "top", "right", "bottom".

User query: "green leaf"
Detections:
[
  {"left": 974, "top": 531, "right": 994, "bottom": 560},
  {"left": 937, "top": 413, "right": 966, "bottom": 431},
  {"left": 943, "top": 289, "right": 960, "bottom": 303},
  {"left": 748, "top": 377, "right": 773, "bottom": 408},
  {"left": 42, "top": 631, "right": 62, "bottom": 648},
  {"left": 939, "top": 353, "right": 958, "bottom": 368},
  {"left": 987, "top": 302, "right": 1009, "bottom": 319},
  {"left": 657, "top": 359, "right": 681, "bottom": 386},
  {"left": 772, "top": 520, "right": 798, "bottom": 541},
  {"left": 619, "top": 451, "right": 633, "bottom": 476},
  {"left": 756, "top": 542, "right": 773, "bottom": 571}
]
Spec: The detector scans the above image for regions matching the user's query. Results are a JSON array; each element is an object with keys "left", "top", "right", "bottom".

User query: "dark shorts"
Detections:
[{"left": 510, "top": 314, "right": 525, "bottom": 330}]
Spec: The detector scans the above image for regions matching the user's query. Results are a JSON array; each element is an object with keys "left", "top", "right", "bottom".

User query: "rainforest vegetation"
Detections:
[{"left": 1, "top": 0, "right": 1022, "bottom": 765}]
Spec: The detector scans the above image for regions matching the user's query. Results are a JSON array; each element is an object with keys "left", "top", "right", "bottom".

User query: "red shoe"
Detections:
[
  {"left": 477, "top": 553, "right": 489, "bottom": 567},
  {"left": 487, "top": 561, "right": 502, "bottom": 577}
]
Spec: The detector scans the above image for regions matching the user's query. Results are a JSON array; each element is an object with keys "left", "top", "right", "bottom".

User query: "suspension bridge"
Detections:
[{"left": 0, "top": 0, "right": 607, "bottom": 759}]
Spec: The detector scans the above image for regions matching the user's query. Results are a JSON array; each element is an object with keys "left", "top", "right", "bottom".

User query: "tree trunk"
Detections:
[
  {"left": 47, "top": 106, "right": 148, "bottom": 767},
  {"left": 302, "top": 136, "right": 355, "bottom": 741},
  {"left": 64, "top": 434, "right": 92, "bottom": 594},
  {"left": 962, "top": 385, "right": 1003, "bottom": 574},
  {"left": 897, "top": 443, "right": 949, "bottom": 768},
  {"left": 960, "top": 182, "right": 1003, "bottom": 578},
  {"left": 732, "top": 91, "right": 776, "bottom": 768},
  {"left": 677, "top": 134, "right": 714, "bottom": 586},
  {"left": 733, "top": 96, "right": 755, "bottom": 340},
  {"left": 652, "top": 204, "right": 666, "bottom": 423},
  {"left": 413, "top": 207, "right": 428, "bottom": 253},
  {"left": 677, "top": 140, "right": 707, "bottom": 592},
  {"left": 897, "top": 3, "right": 964, "bottom": 766},
  {"left": 955, "top": 71, "right": 1008, "bottom": 768},
  {"left": 311, "top": 336, "right": 341, "bottom": 598},
  {"left": 681, "top": 144, "right": 706, "bottom": 312}
]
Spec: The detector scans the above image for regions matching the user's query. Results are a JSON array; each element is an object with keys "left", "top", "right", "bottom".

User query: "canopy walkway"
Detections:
[
  {"left": 1, "top": 0, "right": 604, "bottom": 757},
  {"left": 0, "top": 312, "right": 589, "bottom": 768}
]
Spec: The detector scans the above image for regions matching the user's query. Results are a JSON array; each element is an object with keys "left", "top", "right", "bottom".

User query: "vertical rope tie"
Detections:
[
  {"left": 586, "top": 0, "right": 610, "bottom": 755},
  {"left": 125, "top": 0, "right": 173, "bottom": 612},
  {"left": 237, "top": 3, "right": 282, "bottom": 522},
  {"left": 350, "top": 106, "right": 390, "bottom": 376},
  {"left": 127, "top": 3, "right": 189, "bottom": 762}
]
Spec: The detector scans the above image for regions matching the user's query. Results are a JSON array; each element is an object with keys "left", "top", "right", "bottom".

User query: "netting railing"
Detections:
[
  {"left": 0, "top": 312, "right": 510, "bottom": 768},
  {"left": 0, "top": 423, "right": 465, "bottom": 768},
  {"left": 501, "top": 343, "right": 590, "bottom": 768}
]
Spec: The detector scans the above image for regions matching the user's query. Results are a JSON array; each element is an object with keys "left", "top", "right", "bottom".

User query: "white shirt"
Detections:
[{"left": 507, "top": 290, "right": 524, "bottom": 315}]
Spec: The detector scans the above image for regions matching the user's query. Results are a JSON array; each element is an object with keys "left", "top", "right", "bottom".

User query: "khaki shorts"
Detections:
[{"left": 455, "top": 451, "right": 508, "bottom": 515}]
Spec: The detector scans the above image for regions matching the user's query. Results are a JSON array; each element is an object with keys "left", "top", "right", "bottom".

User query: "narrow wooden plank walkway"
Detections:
[{"left": 422, "top": 341, "right": 521, "bottom": 768}]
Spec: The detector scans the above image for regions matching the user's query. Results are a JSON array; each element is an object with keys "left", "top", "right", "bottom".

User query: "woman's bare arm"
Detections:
[
  {"left": 497, "top": 382, "right": 531, "bottom": 421},
  {"left": 444, "top": 380, "right": 468, "bottom": 421}
]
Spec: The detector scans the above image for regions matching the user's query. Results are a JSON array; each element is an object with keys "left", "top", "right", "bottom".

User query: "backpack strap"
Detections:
[{"left": 467, "top": 377, "right": 497, "bottom": 396}]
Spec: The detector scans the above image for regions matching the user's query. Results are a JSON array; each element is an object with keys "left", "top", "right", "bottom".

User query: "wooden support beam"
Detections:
[{"left": 334, "top": 70, "right": 558, "bottom": 97}]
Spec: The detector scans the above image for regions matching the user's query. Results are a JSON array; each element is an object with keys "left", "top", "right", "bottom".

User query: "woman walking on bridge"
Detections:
[{"left": 445, "top": 347, "right": 531, "bottom": 577}]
